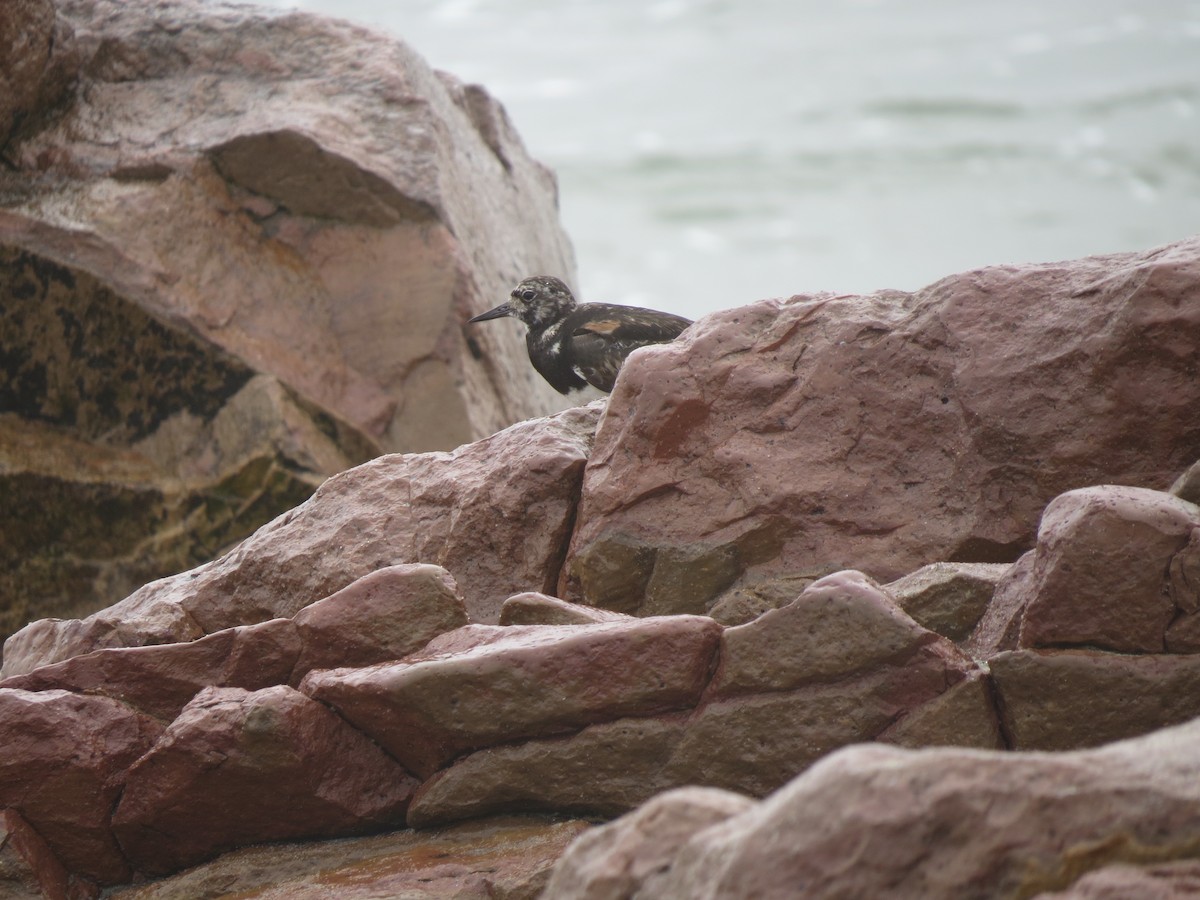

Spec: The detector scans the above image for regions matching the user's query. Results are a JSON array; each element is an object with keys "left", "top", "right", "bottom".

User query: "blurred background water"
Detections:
[{"left": 254, "top": 0, "right": 1200, "bottom": 318}]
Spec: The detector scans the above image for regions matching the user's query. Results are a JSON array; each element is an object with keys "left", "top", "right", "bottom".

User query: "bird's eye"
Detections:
[{"left": 521, "top": 289, "right": 536, "bottom": 301}]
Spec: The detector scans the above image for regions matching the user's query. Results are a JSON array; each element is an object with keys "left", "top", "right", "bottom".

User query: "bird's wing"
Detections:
[
  {"left": 570, "top": 304, "right": 693, "bottom": 343},
  {"left": 564, "top": 304, "right": 693, "bottom": 392}
]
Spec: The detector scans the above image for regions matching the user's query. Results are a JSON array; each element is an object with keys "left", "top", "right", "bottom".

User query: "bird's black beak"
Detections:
[{"left": 468, "top": 303, "right": 513, "bottom": 323}]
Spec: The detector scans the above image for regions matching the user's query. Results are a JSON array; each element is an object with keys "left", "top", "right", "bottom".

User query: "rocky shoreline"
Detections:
[{"left": 3, "top": 0, "right": 1200, "bottom": 897}]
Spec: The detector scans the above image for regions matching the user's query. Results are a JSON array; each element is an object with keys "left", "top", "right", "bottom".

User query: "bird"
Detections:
[{"left": 468, "top": 275, "right": 693, "bottom": 394}]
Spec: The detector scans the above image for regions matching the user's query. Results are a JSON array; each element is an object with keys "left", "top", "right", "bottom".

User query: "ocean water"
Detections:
[{"left": 251, "top": 0, "right": 1200, "bottom": 318}]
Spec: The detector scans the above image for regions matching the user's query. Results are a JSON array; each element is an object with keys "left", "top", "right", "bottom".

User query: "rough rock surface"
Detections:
[
  {"left": 107, "top": 816, "right": 590, "bottom": 900},
  {"left": 0, "top": 0, "right": 78, "bottom": 147},
  {"left": 406, "top": 575, "right": 992, "bottom": 825},
  {"left": 542, "top": 787, "right": 754, "bottom": 900},
  {"left": 3, "top": 404, "right": 600, "bottom": 676},
  {"left": 561, "top": 238, "right": 1200, "bottom": 612},
  {"left": 303, "top": 616, "right": 723, "bottom": 778},
  {"left": 290, "top": 563, "right": 469, "bottom": 679},
  {"left": 111, "top": 685, "right": 419, "bottom": 876},
  {"left": 549, "top": 718, "right": 1200, "bottom": 899},
  {"left": 969, "top": 485, "right": 1200, "bottom": 657},
  {"left": 0, "top": 617, "right": 300, "bottom": 721},
  {"left": 498, "top": 592, "right": 633, "bottom": 626},
  {"left": 0, "top": 0, "right": 576, "bottom": 642},
  {"left": 0, "top": 688, "right": 162, "bottom": 886},
  {"left": 2, "top": 236, "right": 1199, "bottom": 896},
  {"left": 884, "top": 561, "right": 1010, "bottom": 642}
]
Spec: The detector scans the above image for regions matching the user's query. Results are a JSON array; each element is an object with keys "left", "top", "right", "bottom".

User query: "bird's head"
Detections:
[{"left": 469, "top": 275, "right": 578, "bottom": 330}]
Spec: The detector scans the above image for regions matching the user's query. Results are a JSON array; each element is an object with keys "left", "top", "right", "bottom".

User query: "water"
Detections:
[{"left": 250, "top": 0, "right": 1200, "bottom": 318}]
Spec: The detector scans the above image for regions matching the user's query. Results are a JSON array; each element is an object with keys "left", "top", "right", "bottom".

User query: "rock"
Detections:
[
  {"left": 884, "top": 561, "right": 1010, "bottom": 642},
  {"left": 1169, "top": 459, "right": 1200, "bottom": 504},
  {"left": 1017, "top": 486, "right": 1200, "bottom": 652},
  {"left": 106, "top": 816, "right": 590, "bottom": 900},
  {"left": 561, "top": 237, "right": 1200, "bottom": 611},
  {"left": 498, "top": 592, "right": 633, "bottom": 626},
  {"left": 543, "top": 787, "right": 754, "bottom": 900},
  {"left": 410, "top": 579, "right": 991, "bottom": 824},
  {"left": 407, "top": 715, "right": 691, "bottom": 828},
  {"left": 877, "top": 669, "right": 1003, "bottom": 750},
  {"left": 1039, "top": 860, "right": 1200, "bottom": 899},
  {"left": 0, "top": 618, "right": 299, "bottom": 721},
  {"left": 665, "top": 652, "right": 978, "bottom": 797},
  {"left": 3, "top": 403, "right": 600, "bottom": 677},
  {"left": 1166, "top": 609, "right": 1200, "bottom": 653},
  {"left": 0, "top": 688, "right": 162, "bottom": 885},
  {"left": 291, "top": 563, "right": 469, "bottom": 679},
  {"left": 710, "top": 571, "right": 940, "bottom": 696},
  {"left": 0, "top": 0, "right": 78, "bottom": 147},
  {"left": 302, "top": 616, "right": 722, "bottom": 778},
  {"left": 0, "top": 0, "right": 576, "bottom": 643},
  {"left": 988, "top": 648, "right": 1200, "bottom": 750},
  {"left": 966, "top": 486, "right": 1200, "bottom": 658},
  {"left": 583, "top": 717, "right": 1200, "bottom": 899},
  {"left": 0, "top": 808, "right": 72, "bottom": 900},
  {"left": 111, "top": 685, "right": 419, "bottom": 877},
  {"left": 706, "top": 574, "right": 815, "bottom": 626},
  {"left": 965, "top": 551, "right": 1036, "bottom": 659}
]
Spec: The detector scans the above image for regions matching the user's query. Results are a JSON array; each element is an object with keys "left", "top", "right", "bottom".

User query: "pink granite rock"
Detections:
[
  {"left": 1017, "top": 486, "right": 1200, "bottom": 652},
  {"left": 0, "top": 809, "right": 72, "bottom": 900},
  {"left": 968, "top": 486, "right": 1200, "bottom": 657},
  {"left": 562, "top": 237, "right": 1200, "bottom": 612},
  {"left": 3, "top": 0, "right": 573, "bottom": 451},
  {"left": 0, "top": 0, "right": 577, "bottom": 643},
  {"left": 543, "top": 787, "right": 754, "bottom": 900},
  {"left": 303, "top": 616, "right": 722, "bottom": 778},
  {"left": 290, "top": 563, "right": 468, "bottom": 680},
  {"left": 0, "top": 689, "right": 162, "bottom": 885},
  {"left": 0, "top": 618, "right": 299, "bottom": 721},
  {"left": 111, "top": 685, "right": 418, "bottom": 876},
  {"left": 562, "top": 717, "right": 1200, "bottom": 899},
  {"left": 407, "top": 580, "right": 993, "bottom": 824},
  {"left": 3, "top": 403, "right": 600, "bottom": 677}
]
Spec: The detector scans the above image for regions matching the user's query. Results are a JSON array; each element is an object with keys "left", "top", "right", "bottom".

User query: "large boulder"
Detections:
[
  {"left": 3, "top": 403, "right": 600, "bottom": 676},
  {"left": 0, "top": 0, "right": 576, "bottom": 642},
  {"left": 560, "top": 237, "right": 1200, "bottom": 613}
]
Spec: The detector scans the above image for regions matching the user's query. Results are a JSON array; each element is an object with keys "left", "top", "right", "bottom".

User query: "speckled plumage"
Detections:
[{"left": 469, "top": 275, "right": 693, "bottom": 394}]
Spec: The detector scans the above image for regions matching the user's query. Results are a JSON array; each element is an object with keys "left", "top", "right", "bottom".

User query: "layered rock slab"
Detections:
[
  {"left": 0, "top": 0, "right": 576, "bottom": 640},
  {"left": 409, "top": 573, "right": 996, "bottom": 825},
  {"left": 3, "top": 403, "right": 600, "bottom": 676},
  {"left": 303, "top": 615, "right": 722, "bottom": 778},
  {"left": 561, "top": 236, "right": 1200, "bottom": 612},
  {"left": 549, "top": 717, "right": 1200, "bottom": 899},
  {"left": 111, "top": 685, "right": 419, "bottom": 877}
]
